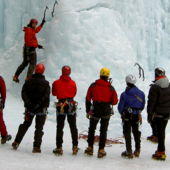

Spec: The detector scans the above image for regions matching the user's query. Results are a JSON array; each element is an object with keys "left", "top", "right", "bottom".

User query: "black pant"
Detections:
[
  {"left": 56, "top": 114, "right": 78, "bottom": 148},
  {"left": 123, "top": 114, "right": 141, "bottom": 152},
  {"left": 155, "top": 114, "right": 169, "bottom": 152},
  {"left": 87, "top": 117, "right": 110, "bottom": 150},
  {"left": 150, "top": 120, "right": 157, "bottom": 137},
  {"left": 15, "top": 52, "right": 37, "bottom": 78},
  {"left": 14, "top": 114, "right": 46, "bottom": 148}
]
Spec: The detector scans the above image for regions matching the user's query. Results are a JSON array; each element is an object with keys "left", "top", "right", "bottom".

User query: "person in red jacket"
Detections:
[
  {"left": 84, "top": 68, "right": 118, "bottom": 158},
  {"left": 0, "top": 76, "right": 12, "bottom": 144},
  {"left": 52, "top": 66, "right": 78, "bottom": 155},
  {"left": 13, "top": 18, "right": 45, "bottom": 83}
]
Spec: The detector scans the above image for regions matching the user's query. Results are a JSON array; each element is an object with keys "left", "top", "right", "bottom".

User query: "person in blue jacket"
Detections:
[{"left": 118, "top": 75, "right": 145, "bottom": 158}]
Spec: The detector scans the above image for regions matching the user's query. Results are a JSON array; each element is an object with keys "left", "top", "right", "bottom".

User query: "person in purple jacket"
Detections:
[{"left": 118, "top": 75, "right": 145, "bottom": 159}]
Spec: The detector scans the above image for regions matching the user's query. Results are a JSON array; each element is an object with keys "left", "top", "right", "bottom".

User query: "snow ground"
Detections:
[{"left": 1, "top": 93, "right": 170, "bottom": 170}]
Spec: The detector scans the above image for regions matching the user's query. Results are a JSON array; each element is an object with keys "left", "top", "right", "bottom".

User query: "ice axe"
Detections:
[
  {"left": 43, "top": 6, "right": 49, "bottom": 20},
  {"left": 52, "top": 0, "right": 58, "bottom": 17},
  {"left": 134, "top": 63, "right": 145, "bottom": 81}
]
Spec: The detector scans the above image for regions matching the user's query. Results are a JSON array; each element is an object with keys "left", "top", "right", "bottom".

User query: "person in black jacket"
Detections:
[
  {"left": 147, "top": 67, "right": 170, "bottom": 160},
  {"left": 12, "top": 63, "right": 50, "bottom": 153}
]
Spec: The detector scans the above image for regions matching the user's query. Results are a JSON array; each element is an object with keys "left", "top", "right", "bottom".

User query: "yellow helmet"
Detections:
[{"left": 100, "top": 68, "right": 110, "bottom": 77}]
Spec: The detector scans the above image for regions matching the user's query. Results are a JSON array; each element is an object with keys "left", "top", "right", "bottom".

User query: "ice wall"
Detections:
[{"left": 0, "top": 0, "right": 170, "bottom": 136}]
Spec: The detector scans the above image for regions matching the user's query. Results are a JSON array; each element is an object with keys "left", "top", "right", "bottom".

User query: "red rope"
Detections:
[{"left": 78, "top": 131, "right": 124, "bottom": 147}]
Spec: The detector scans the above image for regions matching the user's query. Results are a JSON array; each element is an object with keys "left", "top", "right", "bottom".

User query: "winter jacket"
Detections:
[
  {"left": 147, "top": 76, "right": 170, "bottom": 115},
  {"left": 86, "top": 79, "right": 118, "bottom": 117},
  {"left": 23, "top": 25, "right": 42, "bottom": 48},
  {"left": 22, "top": 73, "right": 50, "bottom": 113},
  {"left": 52, "top": 75, "right": 77, "bottom": 100},
  {"left": 118, "top": 86, "right": 145, "bottom": 115},
  {"left": 0, "top": 76, "right": 6, "bottom": 107}
]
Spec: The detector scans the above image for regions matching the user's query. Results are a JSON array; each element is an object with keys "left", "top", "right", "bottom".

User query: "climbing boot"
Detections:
[
  {"left": 53, "top": 147, "right": 63, "bottom": 155},
  {"left": 84, "top": 146, "right": 93, "bottom": 156},
  {"left": 121, "top": 150, "right": 133, "bottom": 159}
]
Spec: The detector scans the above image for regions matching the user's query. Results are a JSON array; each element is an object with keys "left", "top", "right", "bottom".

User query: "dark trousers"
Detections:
[
  {"left": 123, "top": 114, "right": 141, "bottom": 152},
  {"left": 56, "top": 114, "right": 78, "bottom": 148},
  {"left": 15, "top": 52, "right": 37, "bottom": 78},
  {"left": 87, "top": 117, "right": 110, "bottom": 150},
  {"left": 150, "top": 120, "right": 157, "bottom": 137},
  {"left": 14, "top": 114, "right": 46, "bottom": 148},
  {"left": 155, "top": 114, "right": 169, "bottom": 152}
]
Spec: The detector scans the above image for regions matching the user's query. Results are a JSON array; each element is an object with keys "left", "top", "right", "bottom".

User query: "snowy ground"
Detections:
[{"left": 1, "top": 93, "right": 170, "bottom": 170}]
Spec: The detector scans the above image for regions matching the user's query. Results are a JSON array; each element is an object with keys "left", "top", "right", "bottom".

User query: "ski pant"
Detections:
[
  {"left": 56, "top": 114, "right": 78, "bottom": 148},
  {"left": 123, "top": 114, "right": 141, "bottom": 152},
  {"left": 150, "top": 120, "right": 157, "bottom": 137},
  {"left": 14, "top": 114, "right": 46, "bottom": 148},
  {"left": 0, "top": 110, "right": 8, "bottom": 137},
  {"left": 154, "top": 113, "right": 169, "bottom": 152},
  {"left": 15, "top": 51, "right": 37, "bottom": 78},
  {"left": 87, "top": 117, "right": 110, "bottom": 150}
]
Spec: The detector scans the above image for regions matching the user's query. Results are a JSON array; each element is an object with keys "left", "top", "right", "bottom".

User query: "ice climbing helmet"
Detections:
[
  {"left": 125, "top": 75, "right": 136, "bottom": 84},
  {"left": 62, "top": 66, "right": 71, "bottom": 75},
  {"left": 155, "top": 67, "right": 165, "bottom": 77},
  {"left": 30, "top": 19, "right": 38, "bottom": 25},
  {"left": 35, "top": 63, "right": 45, "bottom": 74},
  {"left": 100, "top": 68, "right": 110, "bottom": 78}
]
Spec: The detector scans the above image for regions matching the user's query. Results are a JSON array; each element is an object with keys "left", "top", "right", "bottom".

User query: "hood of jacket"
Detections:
[
  {"left": 95, "top": 79, "right": 111, "bottom": 86},
  {"left": 125, "top": 86, "right": 139, "bottom": 96},
  {"left": 60, "top": 75, "right": 71, "bottom": 82},
  {"left": 154, "top": 77, "right": 169, "bottom": 88}
]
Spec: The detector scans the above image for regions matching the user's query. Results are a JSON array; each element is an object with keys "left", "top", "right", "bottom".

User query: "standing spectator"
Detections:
[
  {"left": 85, "top": 68, "right": 118, "bottom": 158},
  {"left": 12, "top": 63, "right": 50, "bottom": 153},
  {"left": 0, "top": 76, "right": 12, "bottom": 144},
  {"left": 118, "top": 75, "right": 145, "bottom": 158},
  {"left": 147, "top": 67, "right": 170, "bottom": 160},
  {"left": 52, "top": 66, "right": 78, "bottom": 155}
]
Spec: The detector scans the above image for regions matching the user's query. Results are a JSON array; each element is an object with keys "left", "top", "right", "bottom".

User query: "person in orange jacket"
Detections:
[
  {"left": 0, "top": 76, "right": 12, "bottom": 144},
  {"left": 13, "top": 18, "right": 45, "bottom": 83},
  {"left": 52, "top": 66, "right": 78, "bottom": 155}
]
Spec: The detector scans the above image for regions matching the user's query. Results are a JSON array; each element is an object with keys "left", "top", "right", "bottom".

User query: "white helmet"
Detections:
[{"left": 125, "top": 75, "right": 136, "bottom": 84}]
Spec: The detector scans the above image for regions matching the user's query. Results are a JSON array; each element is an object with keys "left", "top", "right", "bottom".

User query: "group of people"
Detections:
[{"left": 0, "top": 18, "right": 169, "bottom": 161}]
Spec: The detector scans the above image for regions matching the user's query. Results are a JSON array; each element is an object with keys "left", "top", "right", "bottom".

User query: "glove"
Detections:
[
  {"left": 86, "top": 113, "right": 90, "bottom": 119},
  {"left": 147, "top": 114, "right": 152, "bottom": 124},
  {"left": 25, "top": 102, "right": 32, "bottom": 109},
  {"left": 41, "top": 19, "right": 46, "bottom": 27},
  {"left": 38, "top": 45, "right": 43, "bottom": 49}
]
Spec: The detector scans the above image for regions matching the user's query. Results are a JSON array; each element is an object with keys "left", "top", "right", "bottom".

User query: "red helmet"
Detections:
[
  {"left": 30, "top": 19, "right": 38, "bottom": 25},
  {"left": 35, "top": 63, "right": 45, "bottom": 74},
  {"left": 62, "top": 66, "right": 71, "bottom": 75}
]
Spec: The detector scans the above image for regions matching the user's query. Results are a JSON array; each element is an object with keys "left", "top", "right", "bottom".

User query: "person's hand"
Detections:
[
  {"left": 147, "top": 114, "right": 152, "bottom": 123},
  {"left": 38, "top": 45, "right": 43, "bottom": 49},
  {"left": 86, "top": 113, "right": 90, "bottom": 119}
]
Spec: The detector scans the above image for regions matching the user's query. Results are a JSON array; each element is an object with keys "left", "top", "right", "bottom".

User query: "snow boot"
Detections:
[
  {"left": 13, "top": 75, "right": 19, "bottom": 83},
  {"left": 151, "top": 137, "right": 158, "bottom": 143},
  {"left": 72, "top": 146, "right": 78, "bottom": 155},
  {"left": 134, "top": 150, "right": 140, "bottom": 157},
  {"left": 121, "top": 150, "right": 133, "bottom": 159},
  {"left": 152, "top": 151, "right": 167, "bottom": 161},
  {"left": 97, "top": 149, "right": 107, "bottom": 158},
  {"left": 53, "top": 147, "right": 63, "bottom": 155},
  {"left": 1, "top": 135, "right": 12, "bottom": 144},
  {"left": 32, "top": 147, "right": 41, "bottom": 153},
  {"left": 12, "top": 142, "right": 19, "bottom": 150},
  {"left": 84, "top": 146, "right": 93, "bottom": 156},
  {"left": 147, "top": 135, "right": 156, "bottom": 141}
]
